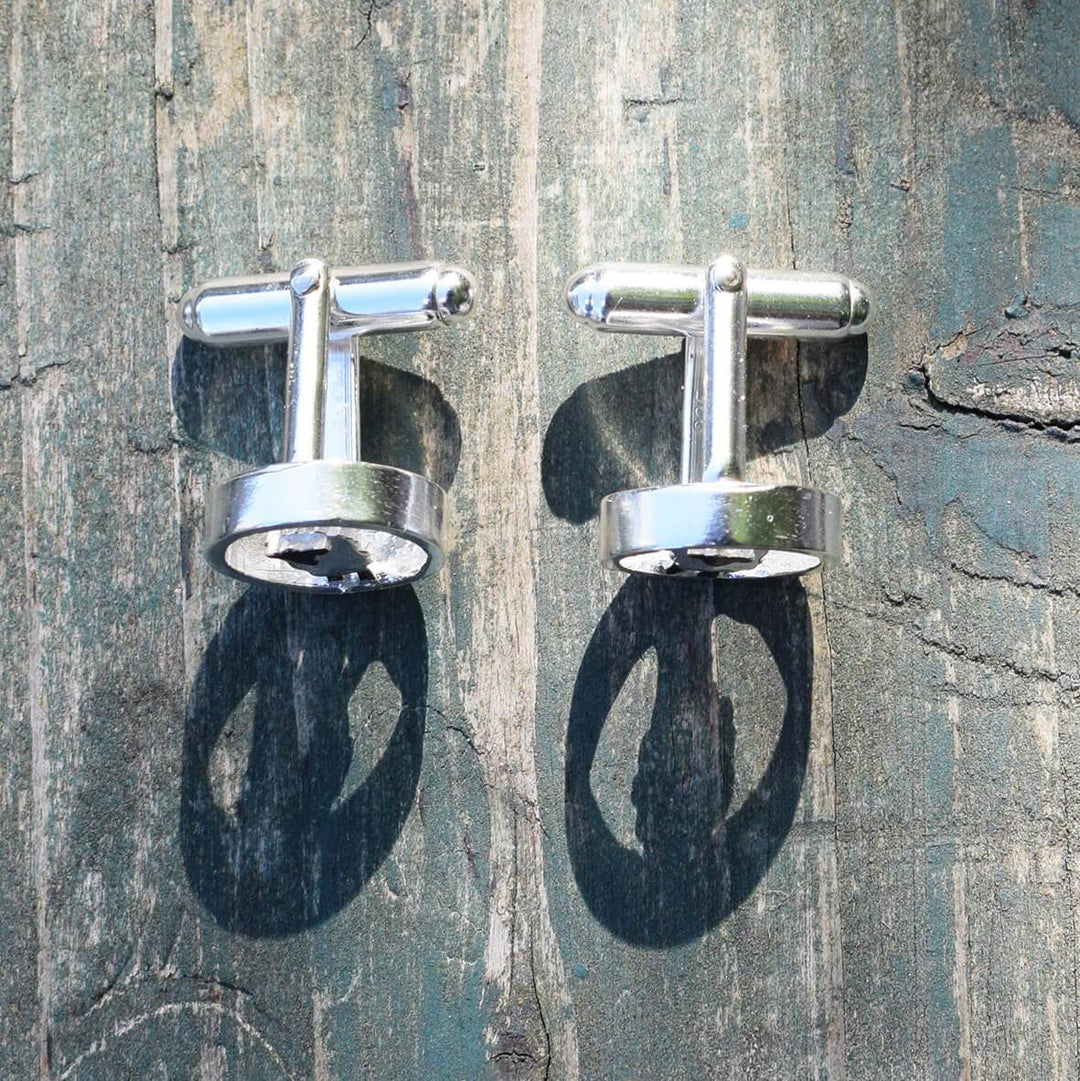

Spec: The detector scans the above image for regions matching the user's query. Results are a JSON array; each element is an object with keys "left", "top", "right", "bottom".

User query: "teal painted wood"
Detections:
[
  {"left": 2, "top": 0, "right": 1078, "bottom": 1077},
  {"left": 0, "top": 0, "right": 38, "bottom": 1071}
]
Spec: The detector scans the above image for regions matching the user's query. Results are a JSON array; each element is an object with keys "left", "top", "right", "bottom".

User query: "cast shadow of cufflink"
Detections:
[
  {"left": 180, "top": 585, "right": 427, "bottom": 936},
  {"left": 565, "top": 575, "right": 812, "bottom": 947},
  {"left": 172, "top": 339, "right": 463, "bottom": 489},
  {"left": 542, "top": 337, "right": 868, "bottom": 523}
]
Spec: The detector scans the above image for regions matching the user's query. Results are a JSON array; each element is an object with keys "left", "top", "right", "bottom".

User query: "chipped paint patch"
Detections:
[{"left": 924, "top": 309, "right": 1080, "bottom": 427}]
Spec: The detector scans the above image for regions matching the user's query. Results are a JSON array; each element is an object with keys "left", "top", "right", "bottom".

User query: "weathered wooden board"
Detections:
[{"left": 2, "top": 0, "right": 1079, "bottom": 1077}]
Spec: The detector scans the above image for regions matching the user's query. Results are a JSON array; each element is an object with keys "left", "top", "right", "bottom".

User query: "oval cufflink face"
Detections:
[
  {"left": 598, "top": 480, "right": 840, "bottom": 580},
  {"left": 204, "top": 461, "right": 446, "bottom": 593}
]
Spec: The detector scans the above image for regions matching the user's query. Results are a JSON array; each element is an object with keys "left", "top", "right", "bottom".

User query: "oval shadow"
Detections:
[
  {"left": 565, "top": 575, "right": 812, "bottom": 947},
  {"left": 180, "top": 586, "right": 427, "bottom": 936}
]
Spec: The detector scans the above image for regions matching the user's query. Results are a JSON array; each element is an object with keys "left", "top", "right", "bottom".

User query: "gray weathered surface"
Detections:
[{"left": 2, "top": 0, "right": 1079, "bottom": 1077}]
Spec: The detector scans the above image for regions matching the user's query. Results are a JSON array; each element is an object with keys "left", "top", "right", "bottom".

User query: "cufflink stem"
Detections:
[
  {"left": 284, "top": 258, "right": 332, "bottom": 463},
  {"left": 685, "top": 256, "right": 749, "bottom": 484}
]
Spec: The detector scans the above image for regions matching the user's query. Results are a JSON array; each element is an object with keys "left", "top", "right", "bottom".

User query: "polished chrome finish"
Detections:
[
  {"left": 203, "top": 461, "right": 444, "bottom": 592},
  {"left": 179, "top": 262, "right": 474, "bottom": 345},
  {"left": 179, "top": 257, "right": 475, "bottom": 592},
  {"left": 284, "top": 259, "right": 331, "bottom": 462},
  {"left": 601, "top": 481, "right": 840, "bottom": 579},
  {"left": 565, "top": 255, "right": 872, "bottom": 580},
  {"left": 323, "top": 338, "right": 361, "bottom": 462},
  {"left": 566, "top": 263, "right": 872, "bottom": 339},
  {"left": 693, "top": 256, "right": 748, "bottom": 482}
]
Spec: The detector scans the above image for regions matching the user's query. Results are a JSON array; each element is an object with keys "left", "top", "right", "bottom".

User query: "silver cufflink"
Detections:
[
  {"left": 566, "top": 256, "right": 871, "bottom": 579},
  {"left": 178, "top": 258, "right": 474, "bottom": 592}
]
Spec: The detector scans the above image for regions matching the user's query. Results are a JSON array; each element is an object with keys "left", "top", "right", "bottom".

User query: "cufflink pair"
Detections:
[{"left": 179, "top": 255, "right": 870, "bottom": 593}]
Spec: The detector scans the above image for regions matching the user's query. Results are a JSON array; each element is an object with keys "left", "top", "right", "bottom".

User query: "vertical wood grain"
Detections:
[
  {"left": 0, "top": 0, "right": 39, "bottom": 1072},
  {"left": 7, "top": 2, "right": 190, "bottom": 1077},
  {"left": 1, "top": 0, "right": 1079, "bottom": 1077}
]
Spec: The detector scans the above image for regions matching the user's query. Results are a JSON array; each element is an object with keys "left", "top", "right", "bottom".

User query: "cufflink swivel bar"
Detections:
[
  {"left": 179, "top": 258, "right": 474, "bottom": 592},
  {"left": 566, "top": 257, "right": 871, "bottom": 579}
]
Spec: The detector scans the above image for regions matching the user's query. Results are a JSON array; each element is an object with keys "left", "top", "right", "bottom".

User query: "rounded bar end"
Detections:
[
  {"left": 848, "top": 277, "right": 873, "bottom": 333},
  {"left": 178, "top": 289, "right": 200, "bottom": 339},
  {"left": 565, "top": 266, "right": 607, "bottom": 325},
  {"left": 435, "top": 266, "right": 476, "bottom": 324}
]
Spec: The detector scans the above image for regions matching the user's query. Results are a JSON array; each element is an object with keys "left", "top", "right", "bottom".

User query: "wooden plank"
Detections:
[
  {"left": 535, "top": 2, "right": 847, "bottom": 1076},
  {"left": 160, "top": 0, "right": 542, "bottom": 1076},
  {"left": 7, "top": 1, "right": 191, "bottom": 1076},
  {"left": 0, "top": 0, "right": 40, "bottom": 1070},
  {"left": 3, "top": 0, "right": 1080, "bottom": 1077}
]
